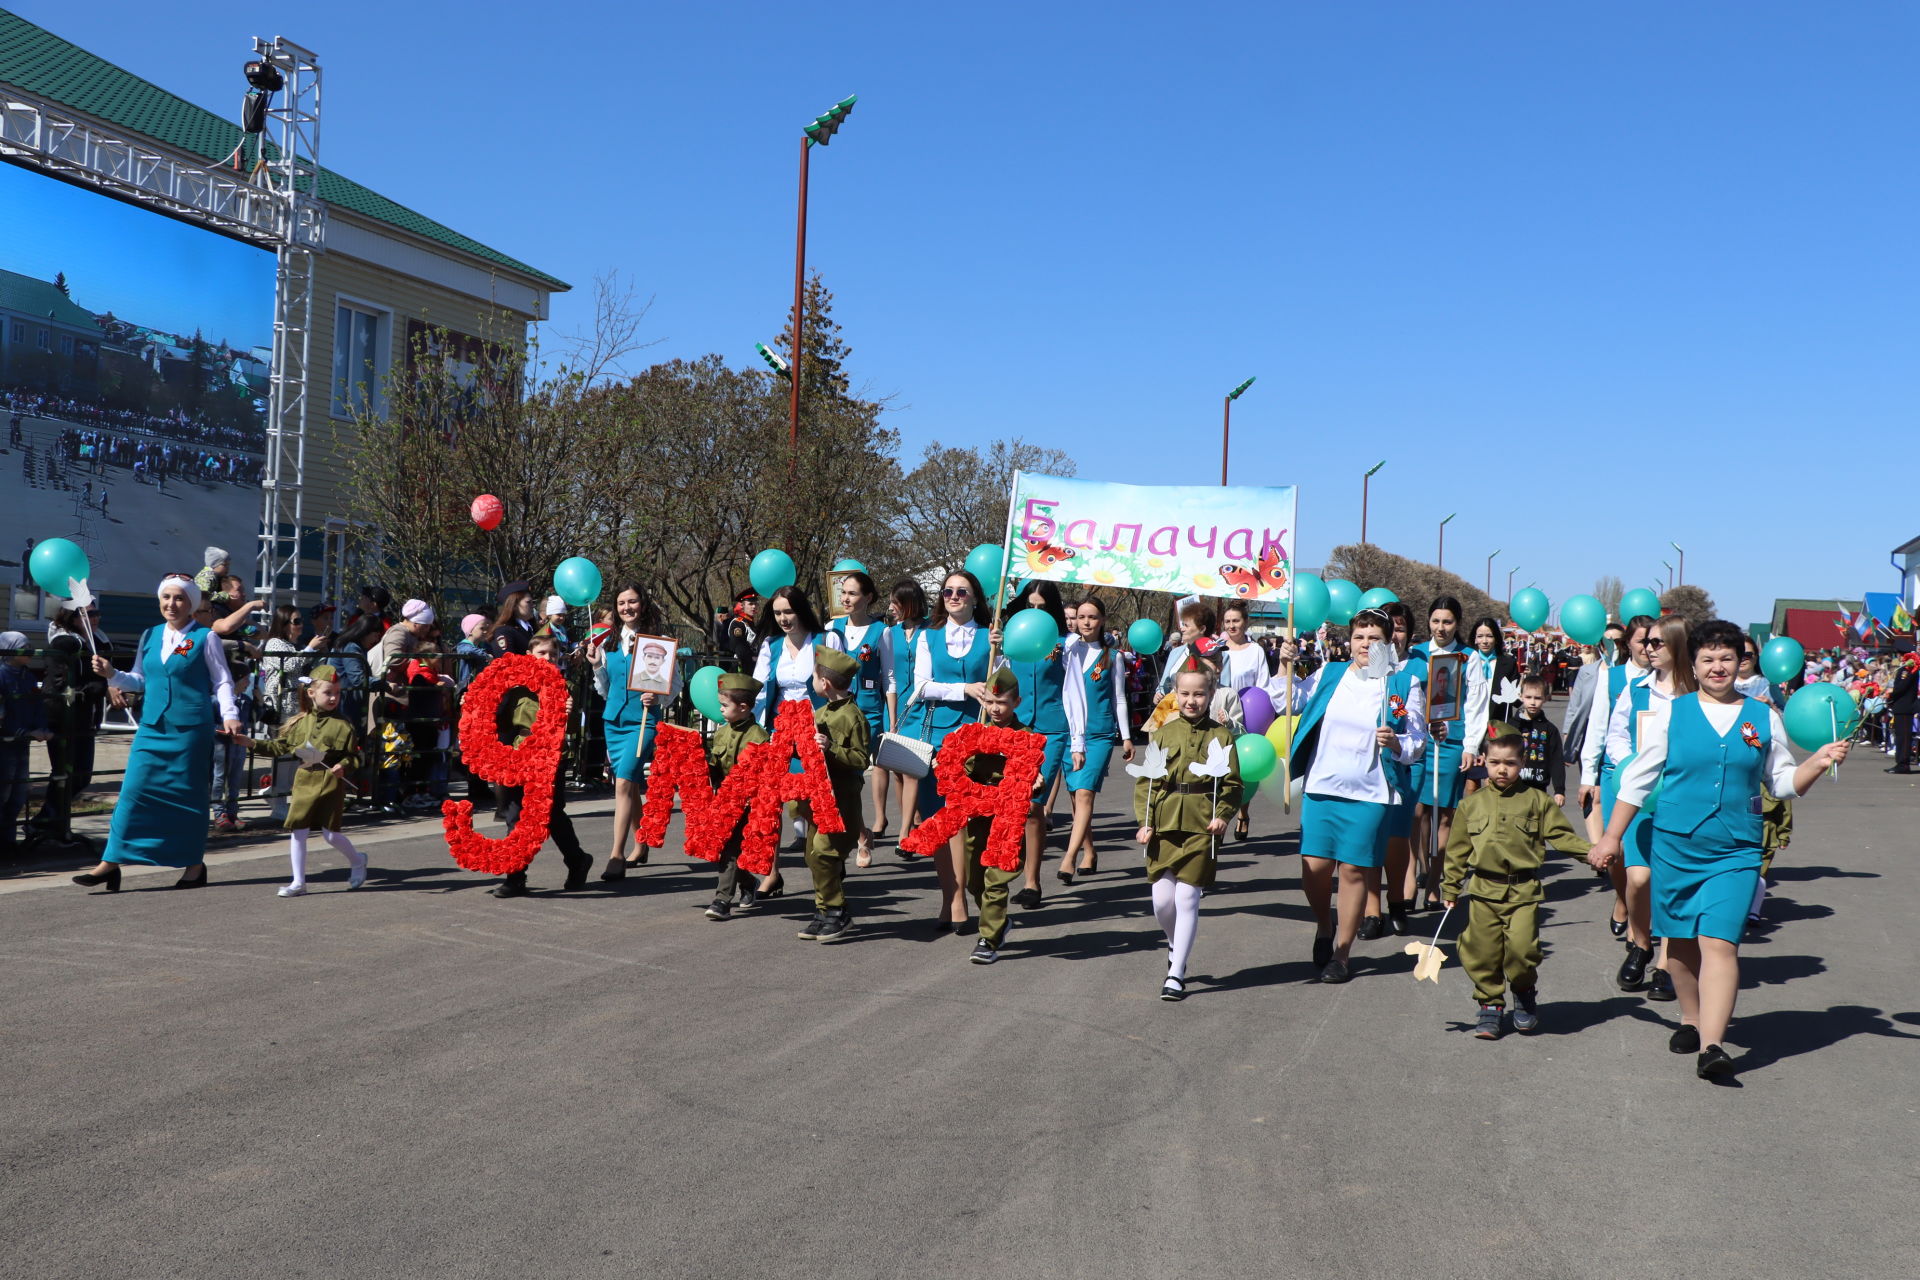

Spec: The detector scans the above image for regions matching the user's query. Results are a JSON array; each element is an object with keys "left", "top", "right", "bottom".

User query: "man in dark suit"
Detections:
[{"left": 1889, "top": 655, "right": 1918, "bottom": 774}]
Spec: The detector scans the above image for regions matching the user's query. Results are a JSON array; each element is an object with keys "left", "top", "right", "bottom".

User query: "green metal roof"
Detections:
[
  {"left": 0, "top": 266, "right": 102, "bottom": 330},
  {"left": 0, "top": 10, "right": 568, "bottom": 291}
]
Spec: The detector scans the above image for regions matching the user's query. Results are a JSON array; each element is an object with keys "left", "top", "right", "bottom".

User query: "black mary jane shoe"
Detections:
[
  {"left": 1355, "top": 915, "right": 1385, "bottom": 941},
  {"left": 172, "top": 865, "right": 208, "bottom": 890},
  {"left": 1386, "top": 904, "right": 1411, "bottom": 937},
  {"left": 1669, "top": 1024, "right": 1701, "bottom": 1055},
  {"left": 1160, "top": 977, "right": 1186, "bottom": 1002},
  {"left": 72, "top": 865, "right": 122, "bottom": 892},
  {"left": 1317, "top": 958, "right": 1352, "bottom": 985},
  {"left": 1311, "top": 934, "right": 1334, "bottom": 969},
  {"left": 1696, "top": 1044, "right": 1736, "bottom": 1080},
  {"left": 1608, "top": 916, "right": 1628, "bottom": 940}
]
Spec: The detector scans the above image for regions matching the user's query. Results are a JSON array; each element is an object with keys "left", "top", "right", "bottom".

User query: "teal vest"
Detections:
[
  {"left": 1651, "top": 692, "right": 1769, "bottom": 845},
  {"left": 602, "top": 643, "right": 670, "bottom": 727},
  {"left": 1080, "top": 646, "right": 1120, "bottom": 739},
  {"left": 1287, "top": 661, "right": 1418, "bottom": 797},
  {"left": 138, "top": 623, "right": 215, "bottom": 729},
  {"left": 829, "top": 617, "right": 888, "bottom": 716},
  {"left": 924, "top": 626, "right": 992, "bottom": 732},
  {"left": 1010, "top": 647, "right": 1067, "bottom": 735}
]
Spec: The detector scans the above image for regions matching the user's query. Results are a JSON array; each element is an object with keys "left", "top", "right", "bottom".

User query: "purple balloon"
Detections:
[{"left": 1240, "top": 686, "right": 1276, "bottom": 735}]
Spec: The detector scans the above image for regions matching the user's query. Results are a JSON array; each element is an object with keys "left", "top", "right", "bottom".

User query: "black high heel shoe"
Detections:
[
  {"left": 758, "top": 871, "right": 785, "bottom": 899},
  {"left": 72, "top": 864, "right": 121, "bottom": 892},
  {"left": 172, "top": 864, "right": 208, "bottom": 890}
]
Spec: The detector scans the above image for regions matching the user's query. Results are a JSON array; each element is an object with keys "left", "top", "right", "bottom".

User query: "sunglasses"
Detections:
[
  {"left": 1643, "top": 638, "right": 1665, "bottom": 650},
  {"left": 942, "top": 587, "right": 972, "bottom": 598}
]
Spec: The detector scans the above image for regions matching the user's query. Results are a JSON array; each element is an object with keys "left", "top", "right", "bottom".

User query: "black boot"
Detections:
[{"left": 491, "top": 872, "right": 529, "bottom": 898}]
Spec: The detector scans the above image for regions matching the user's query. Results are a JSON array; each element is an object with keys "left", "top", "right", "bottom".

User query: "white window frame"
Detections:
[{"left": 330, "top": 295, "right": 393, "bottom": 420}]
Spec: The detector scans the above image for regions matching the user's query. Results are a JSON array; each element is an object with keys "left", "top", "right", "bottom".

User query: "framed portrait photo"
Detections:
[
  {"left": 1426, "top": 652, "right": 1465, "bottom": 724},
  {"left": 624, "top": 632, "right": 679, "bottom": 697}
]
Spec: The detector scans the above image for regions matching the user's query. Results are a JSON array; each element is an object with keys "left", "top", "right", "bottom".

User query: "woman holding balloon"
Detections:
[
  {"left": 588, "top": 582, "right": 677, "bottom": 880},
  {"left": 1060, "top": 596, "right": 1137, "bottom": 879},
  {"left": 882, "top": 578, "right": 930, "bottom": 848},
  {"left": 1590, "top": 620, "right": 1849, "bottom": 1080},
  {"left": 1000, "top": 581, "right": 1072, "bottom": 906},
  {"left": 910, "top": 567, "right": 996, "bottom": 931},
  {"left": 1217, "top": 601, "right": 1274, "bottom": 841}
]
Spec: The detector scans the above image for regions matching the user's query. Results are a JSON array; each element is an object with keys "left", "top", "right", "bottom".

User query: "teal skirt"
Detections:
[
  {"left": 603, "top": 713, "right": 663, "bottom": 783},
  {"left": 1067, "top": 733, "right": 1119, "bottom": 793},
  {"left": 1410, "top": 736, "right": 1466, "bottom": 808},
  {"left": 105, "top": 718, "right": 213, "bottom": 867},
  {"left": 1301, "top": 792, "right": 1389, "bottom": 869},
  {"left": 1652, "top": 825, "right": 1760, "bottom": 944}
]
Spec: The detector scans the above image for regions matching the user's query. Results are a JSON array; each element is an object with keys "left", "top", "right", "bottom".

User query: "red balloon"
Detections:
[{"left": 470, "top": 493, "right": 504, "bottom": 530}]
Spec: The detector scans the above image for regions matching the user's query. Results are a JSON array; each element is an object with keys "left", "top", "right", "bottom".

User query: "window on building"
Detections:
[
  {"left": 4, "top": 321, "right": 17, "bottom": 345},
  {"left": 331, "top": 302, "right": 389, "bottom": 418},
  {"left": 37, "top": 328, "right": 51, "bottom": 350},
  {"left": 60, "top": 335, "right": 74, "bottom": 356}
]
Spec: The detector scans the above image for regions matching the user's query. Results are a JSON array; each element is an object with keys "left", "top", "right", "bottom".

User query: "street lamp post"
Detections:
[
  {"left": 1671, "top": 541, "right": 1685, "bottom": 586},
  {"left": 1438, "top": 512, "right": 1456, "bottom": 570},
  {"left": 1506, "top": 566, "right": 1520, "bottom": 602},
  {"left": 1662, "top": 560, "right": 1673, "bottom": 590},
  {"left": 1361, "top": 460, "right": 1386, "bottom": 544},
  {"left": 1486, "top": 549, "right": 1501, "bottom": 598},
  {"left": 1220, "top": 377, "right": 1255, "bottom": 485},
  {"left": 787, "top": 94, "right": 856, "bottom": 475}
]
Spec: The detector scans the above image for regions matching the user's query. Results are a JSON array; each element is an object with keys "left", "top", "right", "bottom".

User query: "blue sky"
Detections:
[
  {"left": 21, "top": 1, "right": 1918, "bottom": 625},
  {"left": 0, "top": 164, "right": 272, "bottom": 347}
]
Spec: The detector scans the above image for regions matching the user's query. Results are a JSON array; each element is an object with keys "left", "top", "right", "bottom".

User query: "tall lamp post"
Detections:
[
  {"left": 1486, "top": 549, "right": 1501, "bottom": 598},
  {"left": 1220, "top": 376, "right": 1255, "bottom": 485},
  {"left": 1361, "top": 460, "right": 1386, "bottom": 544},
  {"left": 1506, "top": 565, "right": 1520, "bottom": 602},
  {"left": 1438, "top": 512, "right": 1456, "bottom": 570},
  {"left": 1662, "top": 560, "right": 1673, "bottom": 591},
  {"left": 787, "top": 94, "right": 857, "bottom": 473},
  {"left": 1671, "top": 541, "right": 1685, "bottom": 586}
]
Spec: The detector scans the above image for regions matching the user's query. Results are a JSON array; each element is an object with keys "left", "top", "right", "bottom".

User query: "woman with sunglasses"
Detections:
[
  {"left": 1603, "top": 614, "right": 1693, "bottom": 1001},
  {"left": 909, "top": 569, "right": 995, "bottom": 932}
]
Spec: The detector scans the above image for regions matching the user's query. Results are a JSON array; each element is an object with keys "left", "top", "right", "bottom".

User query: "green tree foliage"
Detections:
[
  {"left": 1324, "top": 542, "right": 1502, "bottom": 632},
  {"left": 899, "top": 438, "right": 1075, "bottom": 587},
  {"left": 1659, "top": 583, "right": 1718, "bottom": 629}
]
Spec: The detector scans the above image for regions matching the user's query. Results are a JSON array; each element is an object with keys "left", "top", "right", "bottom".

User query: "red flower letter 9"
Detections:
[
  {"left": 441, "top": 653, "right": 570, "bottom": 874},
  {"left": 898, "top": 723, "right": 1046, "bottom": 871}
]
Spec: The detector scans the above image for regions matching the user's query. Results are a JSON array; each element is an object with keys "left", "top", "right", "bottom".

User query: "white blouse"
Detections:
[
  {"left": 753, "top": 630, "right": 821, "bottom": 717},
  {"left": 1218, "top": 643, "right": 1269, "bottom": 691},
  {"left": 1614, "top": 697, "right": 1801, "bottom": 807},
  {"left": 1604, "top": 670, "right": 1670, "bottom": 765},
  {"left": 1579, "top": 660, "right": 1650, "bottom": 786},
  {"left": 1298, "top": 666, "right": 1428, "bottom": 804},
  {"left": 1061, "top": 633, "right": 1131, "bottom": 753},
  {"left": 108, "top": 622, "right": 240, "bottom": 721},
  {"left": 912, "top": 619, "right": 983, "bottom": 703}
]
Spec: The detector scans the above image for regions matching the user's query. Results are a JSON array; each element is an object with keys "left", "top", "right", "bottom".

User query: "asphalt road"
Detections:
[{"left": 4, "top": 765, "right": 1916, "bottom": 1279}]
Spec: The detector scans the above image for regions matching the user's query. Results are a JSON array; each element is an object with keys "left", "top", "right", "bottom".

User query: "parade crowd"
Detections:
[{"left": 9, "top": 546, "right": 1916, "bottom": 1083}]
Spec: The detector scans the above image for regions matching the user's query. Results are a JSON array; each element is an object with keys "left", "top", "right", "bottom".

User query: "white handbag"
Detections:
[{"left": 874, "top": 699, "right": 936, "bottom": 778}]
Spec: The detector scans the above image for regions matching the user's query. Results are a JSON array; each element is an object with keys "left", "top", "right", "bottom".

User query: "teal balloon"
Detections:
[
  {"left": 1759, "top": 636, "right": 1805, "bottom": 685},
  {"left": 689, "top": 665, "right": 726, "bottom": 723},
  {"left": 1289, "top": 574, "right": 1330, "bottom": 633},
  {"left": 1002, "top": 608, "right": 1060, "bottom": 664},
  {"left": 552, "top": 556, "right": 602, "bottom": 606},
  {"left": 1619, "top": 587, "right": 1662, "bottom": 622},
  {"left": 1560, "top": 594, "right": 1607, "bottom": 645},
  {"left": 1234, "top": 732, "right": 1278, "bottom": 784},
  {"left": 830, "top": 558, "right": 869, "bottom": 575},
  {"left": 1510, "top": 587, "right": 1550, "bottom": 633},
  {"left": 1615, "top": 753, "right": 1662, "bottom": 816},
  {"left": 1325, "top": 578, "right": 1361, "bottom": 626},
  {"left": 1783, "top": 682, "right": 1859, "bottom": 751},
  {"left": 1241, "top": 777, "right": 1259, "bottom": 805},
  {"left": 964, "top": 543, "right": 1005, "bottom": 594},
  {"left": 28, "top": 537, "right": 91, "bottom": 596},
  {"left": 1357, "top": 586, "right": 1399, "bottom": 612},
  {"left": 1127, "top": 618, "right": 1164, "bottom": 653},
  {"left": 749, "top": 548, "right": 797, "bottom": 596}
]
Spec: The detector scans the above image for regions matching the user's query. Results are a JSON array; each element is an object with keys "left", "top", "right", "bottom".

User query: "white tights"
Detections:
[
  {"left": 1151, "top": 877, "right": 1204, "bottom": 981},
  {"left": 288, "top": 827, "right": 365, "bottom": 887}
]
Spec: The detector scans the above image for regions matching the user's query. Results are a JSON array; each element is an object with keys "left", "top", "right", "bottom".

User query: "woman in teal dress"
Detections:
[
  {"left": 881, "top": 579, "right": 929, "bottom": 849},
  {"left": 1003, "top": 580, "right": 1070, "bottom": 906},
  {"left": 827, "top": 571, "right": 890, "bottom": 865},
  {"left": 1408, "top": 595, "right": 1467, "bottom": 909},
  {"left": 73, "top": 575, "right": 242, "bottom": 892},
  {"left": 588, "top": 583, "right": 678, "bottom": 880},
  {"left": 1592, "top": 620, "right": 1848, "bottom": 1080},
  {"left": 910, "top": 569, "right": 994, "bottom": 932}
]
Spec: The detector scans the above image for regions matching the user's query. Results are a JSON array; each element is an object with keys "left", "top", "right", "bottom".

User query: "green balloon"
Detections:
[
  {"left": 1234, "top": 732, "right": 1278, "bottom": 784},
  {"left": 689, "top": 665, "right": 727, "bottom": 723},
  {"left": 1510, "top": 587, "right": 1550, "bottom": 633},
  {"left": 1560, "top": 594, "right": 1607, "bottom": 645},
  {"left": 1325, "top": 579, "right": 1361, "bottom": 626},
  {"left": 1288, "top": 574, "right": 1330, "bottom": 633},
  {"left": 1619, "top": 587, "right": 1662, "bottom": 622},
  {"left": 1783, "top": 683, "right": 1859, "bottom": 751}
]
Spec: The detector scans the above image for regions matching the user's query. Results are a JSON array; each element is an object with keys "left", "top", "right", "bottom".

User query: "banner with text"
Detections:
[{"left": 1002, "top": 472, "right": 1297, "bottom": 599}]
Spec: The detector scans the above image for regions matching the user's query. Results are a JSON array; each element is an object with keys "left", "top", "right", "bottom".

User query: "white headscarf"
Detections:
[{"left": 158, "top": 574, "right": 202, "bottom": 609}]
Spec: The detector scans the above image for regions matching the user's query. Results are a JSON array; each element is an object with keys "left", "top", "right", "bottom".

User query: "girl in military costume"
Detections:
[
  {"left": 245, "top": 664, "right": 368, "bottom": 897},
  {"left": 1134, "top": 655, "right": 1241, "bottom": 1002}
]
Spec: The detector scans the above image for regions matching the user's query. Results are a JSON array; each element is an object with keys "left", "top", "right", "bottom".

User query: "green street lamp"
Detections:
[
  {"left": 1486, "top": 548, "right": 1501, "bottom": 597},
  {"left": 1438, "top": 512, "right": 1457, "bottom": 570},
  {"left": 1220, "top": 376, "right": 1256, "bottom": 485},
  {"left": 755, "top": 342, "right": 791, "bottom": 381},
  {"left": 1361, "top": 460, "right": 1386, "bottom": 545},
  {"left": 787, "top": 94, "right": 858, "bottom": 471},
  {"left": 1662, "top": 559, "right": 1673, "bottom": 590},
  {"left": 1670, "top": 541, "right": 1685, "bottom": 586}
]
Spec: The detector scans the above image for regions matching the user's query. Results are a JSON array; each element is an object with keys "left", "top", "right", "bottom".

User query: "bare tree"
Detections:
[
  {"left": 1593, "top": 574, "right": 1624, "bottom": 620},
  {"left": 1325, "top": 542, "right": 1501, "bottom": 631},
  {"left": 899, "top": 438, "right": 1076, "bottom": 581}
]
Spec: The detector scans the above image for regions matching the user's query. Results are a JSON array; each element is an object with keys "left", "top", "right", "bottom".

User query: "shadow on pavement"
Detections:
[{"left": 1732, "top": 1005, "right": 1920, "bottom": 1074}]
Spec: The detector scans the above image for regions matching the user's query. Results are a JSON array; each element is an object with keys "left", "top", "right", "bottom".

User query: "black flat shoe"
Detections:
[
  {"left": 758, "top": 872, "right": 785, "bottom": 899},
  {"left": 1311, "top": 934, "right": 1334, "bottom": 969},
  {"left": 1616, "top": 943, "right": 1652, "bottom": 991},
  {"left": 1645, "top": 968, "right": 1676, "bottom": 1002},
  {"left": 599, "top": 857, "right": 626, "bottom": 882},
  {"left": 1669, "top": 1024, "right": 1701, "bottom": 1055},
  {"left": 1696, "top": 1044, "right": 1736, "bottom": 1080},
  {"left": 72, "top": 865, "right": 121, "bottom": 892},
  {"left": 1386, "top": 904, "right": 1411, "bottom": 937},
  {"left": 1317, "top": 958, "right": 1351, "bottom": 985},
  {"left": 1356, "top": 915, "right": 1384, "bottom": 941},
  {"left": 1160, "top": 977, "right": 1186, "bottom": 1001},
  {"left": 172, "top": 865, "right": 208, "bottom": 890},
  {"left": 1609, "top": 916, "right": 1628, "bottom": 939}
]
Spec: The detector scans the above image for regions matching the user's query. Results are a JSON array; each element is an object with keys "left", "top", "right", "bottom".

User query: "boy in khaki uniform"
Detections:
[
  {"left": 967, "top": 667, "right": 1037, "bottom": 965},
  {"left": 1442, "top": 732, "right": 1590, "bottom": 1038},
  {"left": 703, "top": 672, "right": 770, "bottom": 922},
  {"left": 798, "top": 644, "right": 870, "bottom": 943}
]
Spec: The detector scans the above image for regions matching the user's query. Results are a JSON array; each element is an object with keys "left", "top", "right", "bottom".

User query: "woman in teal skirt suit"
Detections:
[
  {"left": 1592, "top": 620, "right": 1848, "bottom": 1081},
  {"left": 73, "top": 575, "right": 242, "bottom": 892},
  {"left": 910, "top": 569, "right": 994, "bottom": 932},
  {"left": 589, "top": 583, "right": 679, "bottom": 880}
]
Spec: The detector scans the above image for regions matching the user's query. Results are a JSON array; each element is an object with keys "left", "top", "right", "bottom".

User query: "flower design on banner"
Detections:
[
  {"left": 898, "top": 723, "right": 1047, "bottom": 872},
  {"left": 441, "top": 654, "right": 570, "bottom": 875}
]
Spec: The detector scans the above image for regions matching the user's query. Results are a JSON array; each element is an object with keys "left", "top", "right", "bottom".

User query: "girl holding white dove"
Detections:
[{"left": 241, "top": 663, "right": 368, "bottom": 896}]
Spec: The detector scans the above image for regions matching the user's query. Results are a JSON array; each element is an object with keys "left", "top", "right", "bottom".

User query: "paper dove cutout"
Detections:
[
  {"left": 1402, "top": 940, "right": 1447, "bottom": 982},
  {"left": 292, "top": 740, "right": 328, "bottom": 768},
  {"left": 1187, "top": 737, "right": 1233, "bottom": 779},
  {"left": 65, "top": 577, "right": 94, "bottom": 609},
  {"left": 1361, "top": 639, "right": 1395, "bottom": 681},
  {"left": 1496, "top": 677, "right": 1521, "bottom": 705},
  {"left": 1125, "top": 741, "right": 1170, "bottom": 781}
]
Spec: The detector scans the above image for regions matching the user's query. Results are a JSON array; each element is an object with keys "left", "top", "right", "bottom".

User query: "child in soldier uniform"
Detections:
[
  {"left": 241, "top": 663, "right": 368, "bottom": 896},
  {"left": 492, "top": 630, "right": 593, "bottom": 897},
  {"left": 797, "top": 645, "right": 870, "bottom": 942},
  {"left": 704, "top": 673, "right": 771, "bottom": 921},
  {"left": 1134, "top": 657, "right": 1240, "bottom": 1001},
  {"left": 967, "top": 667, "right": 1041, "bottom": 965},
  {"left": 1442, "top": 733, "right": 1590, "bottom": 1038}
]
